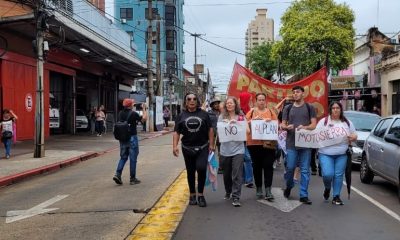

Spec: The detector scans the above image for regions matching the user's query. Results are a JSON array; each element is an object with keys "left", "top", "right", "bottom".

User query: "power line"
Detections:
[{"left": 186, "top": 1, "right": 292, "bottom": 7}]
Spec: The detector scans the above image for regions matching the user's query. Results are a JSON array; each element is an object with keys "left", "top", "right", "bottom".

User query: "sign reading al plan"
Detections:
[
  {"left": 295, "top": 126, "right": 349, "bottom": 148},
  {"left": 251, "top": 120, "right": 278, "bottom": 140},
  {"left": 217, "top": 121, "right": 247, "bottom": 143}
]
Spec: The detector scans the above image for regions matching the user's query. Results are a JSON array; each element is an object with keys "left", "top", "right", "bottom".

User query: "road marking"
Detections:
[
  {"left": 345, "top": 183, "right": 400, "bottom": 222},
  {"left": 6, "top": 195, "right": 69, "bottom": 223},
  {"left": 258, "top": 187, "right": 302, "bottom": 212}
]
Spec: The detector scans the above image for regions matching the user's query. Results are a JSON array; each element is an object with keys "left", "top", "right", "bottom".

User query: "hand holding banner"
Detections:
[
  {"left": 295, "top": 126, "right": 350, "bottom": 148},
  {"left": 250, "top": 120, "right": 278, "bottom": 140},
  {"left": 217, "top": 121, "right": 247, "bottom": 143}
]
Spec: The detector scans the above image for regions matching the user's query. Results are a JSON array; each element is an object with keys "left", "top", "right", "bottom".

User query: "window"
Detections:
[
  {"left": 145, "top": 8, "right": 158, "bottom": 19},
  {"left": 165, "top": 6, "right": 175, "bottom": 26},
  {"left": 374, "top": 119, "right": 392, "bottom": 138},
  {"left": 120, "top": 8, "right": 133, "bottom": 20},
  {"left": 388, "top": 118, "right": 400, "bottom": 138},
  {"left": 166, "top": 30, "right": 175, "bottom": 50},
  {"left": 392, "top": 80, "right": 400, "bottom": 114}
]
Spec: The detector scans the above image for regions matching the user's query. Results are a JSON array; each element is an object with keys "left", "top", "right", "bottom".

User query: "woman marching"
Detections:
[
  {"left": 246, "top": 93, "right": 278, "bottom": 201},
  {"left": 173, "top": 92, "right": 215, "bottom": 207},
  {"left": 219, "top": 97, "right": 246, "bottom": 207},
  {"left": 317, "top": 101, "right": 357, "bottom": 205}
]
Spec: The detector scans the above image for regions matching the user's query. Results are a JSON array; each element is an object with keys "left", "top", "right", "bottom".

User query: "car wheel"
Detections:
[{"left": 360, "top": 155, "right": 374, "bottom": 184}]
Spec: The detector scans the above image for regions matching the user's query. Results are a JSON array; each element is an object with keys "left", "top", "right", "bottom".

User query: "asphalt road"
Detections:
[
  {"left": 174, "top": 164, "right": 400, "bottom": 240},
  {"left": 0, "top": 134, "right": 184, "bottom": 240}
]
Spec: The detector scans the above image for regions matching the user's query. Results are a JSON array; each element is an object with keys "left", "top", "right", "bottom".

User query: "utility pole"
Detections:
[
  {"left": 147, "top": 0, "right": 155, "bottom": 132},
  {"left": 155, "top": 14, "right": 162, "bottom": 97},
  {"left": 34, "top": 3, "right": 45, "bottom": 158},
  {"left": 191, "top": 33, "right": 202, "bottom": 94}
]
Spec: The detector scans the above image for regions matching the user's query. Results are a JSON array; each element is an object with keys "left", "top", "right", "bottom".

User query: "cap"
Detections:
[{"left": 210, "top": 97, "right": 221, "bottom": 105}]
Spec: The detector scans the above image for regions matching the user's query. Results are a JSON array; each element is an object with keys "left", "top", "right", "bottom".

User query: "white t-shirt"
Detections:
[
  {"left": 317, "top": 116, "right": 356, "bottom": 156},
  {"left": 1, "top": 120, "right": 13, "bottom": 133}
]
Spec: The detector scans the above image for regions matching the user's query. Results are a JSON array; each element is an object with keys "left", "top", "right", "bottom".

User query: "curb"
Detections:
[{"left": 0, "top": 131, "right": 173, "bottom": 188}]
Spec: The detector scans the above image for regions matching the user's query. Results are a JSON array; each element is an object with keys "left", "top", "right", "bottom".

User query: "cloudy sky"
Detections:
[{"left": 182, "top": 0, "right": 400, "bottom": 93}]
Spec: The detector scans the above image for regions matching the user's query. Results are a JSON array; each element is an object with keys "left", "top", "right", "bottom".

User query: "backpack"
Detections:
[{"left": 113, "top": 111, "right": 134, "bottom": 142}]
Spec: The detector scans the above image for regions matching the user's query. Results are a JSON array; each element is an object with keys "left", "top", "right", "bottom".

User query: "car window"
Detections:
[
  {"left": 388, "top": 118, "right": 400, "bottom": 139},
  {"left": 344, "top": 112, "right": 381, "bottom": 132},
  {"left": 76, "top": 110, "right": 85, "bottom": 116},
  {"left": 374, "top": 119, "right": 392, "bottom": 138}
]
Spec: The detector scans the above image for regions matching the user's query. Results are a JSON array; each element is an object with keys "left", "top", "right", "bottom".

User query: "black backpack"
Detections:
[
  {"left": 113, "top": 111, "right": 134, "bottom": 142},
  {"left": 281, "top": 103, "right": 313, "bottom": 122}
]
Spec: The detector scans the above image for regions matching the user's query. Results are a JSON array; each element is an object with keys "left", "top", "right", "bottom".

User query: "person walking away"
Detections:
[
  {"left": 0, "top": 109, "right": 18, "bottom": 159},
  {"left": 218, "top": 97, "right": 246, "bottom": 207},
  {"left": 318, "top": 101, "right": 357, "bottom": 205},
  {"left": 208, "top": 98, "right": 222, "bottom": 173},
  {"left": 95, "top": 106, "right": 106, "bottom": 136},
  {"left": 163, "top": 106, "right": 171, "bottom": 127},
  {"left": 112, "top": 99, "right": 147, "bottom": 185},
  {"left": 173, "top": 93, "right": 215, "bottom": 207},
  {"left": 281, "top": 86, "right": 317, "bottom": 204},
  {"left": 246, "top": 93, "right": 278, "bottom": 201},
  {"left": 239, "top": 92, "right": 254, "bottom": 188}
]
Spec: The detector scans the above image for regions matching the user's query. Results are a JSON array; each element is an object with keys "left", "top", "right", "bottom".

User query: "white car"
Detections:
[{"left": 76, "top": 109, "right": 89, "bottom": 129}]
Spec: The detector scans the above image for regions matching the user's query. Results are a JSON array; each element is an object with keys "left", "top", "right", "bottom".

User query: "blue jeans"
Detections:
[
  {"left": 319, "top": 153, "right": 347, "bottom": 197},
  {"left": 115, "top": 135, "right": 139, "bottom": 179},
  {"left": 3, "top": 138, "right": 11, "bottom": 156},
  {"left": 243, "top": 146, "right": 253, "bottom": 184},
  {"left": 286, "top": 148, "right": 312, "bottom": 198}
]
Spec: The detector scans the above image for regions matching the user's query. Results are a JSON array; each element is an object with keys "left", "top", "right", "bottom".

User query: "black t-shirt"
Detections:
[
  {"left": 174, "top": 108, "right": 212, "bottom": 146},
  {"left": 118, "top": 109, "right": 142, "bottom": 136}
]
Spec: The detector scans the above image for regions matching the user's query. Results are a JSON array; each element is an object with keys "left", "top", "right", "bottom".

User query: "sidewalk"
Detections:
[{"left": 0, "top": 129, "right": 173, "bottom": 188}]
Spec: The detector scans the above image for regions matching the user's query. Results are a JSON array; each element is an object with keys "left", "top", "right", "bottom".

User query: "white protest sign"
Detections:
[
  {"left": 251, "top": 120, "right": 278, "bottom": 140},
  {"left": 278, "top": 130, "right": 287, "bottom": 154},
  {"left": 295, "top": 126, "right": 350, "bottom": 148},
  {"left": 217, "top": 121, "right": 247, "bottom": 143}
]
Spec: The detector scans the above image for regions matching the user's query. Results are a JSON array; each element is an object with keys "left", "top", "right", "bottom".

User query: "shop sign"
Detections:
[
  {"left": 331, "top": 76, "right": 360, "bottom": 90},
  {"left": 25, "top": 93, "right": 33, "bottom": 112}
]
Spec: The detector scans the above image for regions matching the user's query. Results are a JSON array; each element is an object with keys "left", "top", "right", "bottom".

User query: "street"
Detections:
[{"left": 0, "top": 134, "right": 184, "bottom": 240}]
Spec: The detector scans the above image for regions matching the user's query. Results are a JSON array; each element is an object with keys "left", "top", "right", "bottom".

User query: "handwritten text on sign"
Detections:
[
  {"left": 251, "top": 120, "right": 278, "bottom": 140},
  {"left": 217, "top": 121, "right": 247, "bottom": 143},
  {"left": 295, "top": 126, "right": 349, "bottom": 148}
]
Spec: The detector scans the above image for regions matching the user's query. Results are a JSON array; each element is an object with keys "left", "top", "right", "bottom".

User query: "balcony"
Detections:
[{"left": 376, "top": 52, "right": 400, "bottom": 71}]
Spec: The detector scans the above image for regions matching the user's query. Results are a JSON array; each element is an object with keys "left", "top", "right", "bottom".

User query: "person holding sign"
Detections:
[
  {"left": 218, "top": 97, "right": 246, "bottom": 207},
  {"left": 281, "top": 86, "right": 317, "bottom": 205},
  {"left": 317, "top": 102, "right": 357, "bottom": 205},
  {"left": 246, "top": 93, "right": 278, "bottom": 201},
  {"left": 173, "top": 93, "right": 215, "bottom": 208}
]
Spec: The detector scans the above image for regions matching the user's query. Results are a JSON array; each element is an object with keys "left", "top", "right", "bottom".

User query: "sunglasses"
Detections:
[{"left": 186, "top": 97, "right": 197, "bottom": 101}]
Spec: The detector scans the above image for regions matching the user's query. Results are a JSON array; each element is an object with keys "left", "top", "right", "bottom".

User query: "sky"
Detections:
[{"left": 182, "top": 0, "right": 400, "bottom": 93}]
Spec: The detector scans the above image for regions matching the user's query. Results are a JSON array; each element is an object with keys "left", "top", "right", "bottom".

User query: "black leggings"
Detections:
[
  {"left": 182, "top": 146, "right": 208, "bottom": 194},
  {"left": 248, "top": 145, "right": 276, "bottom": 188}
]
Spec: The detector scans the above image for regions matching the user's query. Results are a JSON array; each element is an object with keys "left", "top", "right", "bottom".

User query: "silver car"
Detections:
[
  {"left": 344, "top": 111, "right": 381, "bottom": 164},
  {"left": 360, "top": 115, "right": 400, "bottom": 200}
]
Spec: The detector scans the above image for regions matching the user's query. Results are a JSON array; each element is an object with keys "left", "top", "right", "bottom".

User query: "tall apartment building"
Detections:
[{"left": 245, "top": 9, "right": 274, "bottom": 53}]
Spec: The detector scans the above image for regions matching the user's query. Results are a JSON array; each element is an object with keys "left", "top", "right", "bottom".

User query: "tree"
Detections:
[
  {"left": 272, "top": 0, "right": 355, "bottom": 77},
  {"left": 246, "top": 42, "right": 276, "bottom": 80}
]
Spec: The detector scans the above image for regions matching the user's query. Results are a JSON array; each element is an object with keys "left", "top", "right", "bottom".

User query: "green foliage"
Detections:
[
  {"left": 272, "top": 0, "right": 355, "bottom": 76},
  {"left": 245, "top": 42, "right": 276, "bottom": 80}
]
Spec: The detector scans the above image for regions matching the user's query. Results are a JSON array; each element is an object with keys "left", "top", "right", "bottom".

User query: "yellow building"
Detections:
[{"left": 245, "top": 9, "right": 274, "bottom": 53}]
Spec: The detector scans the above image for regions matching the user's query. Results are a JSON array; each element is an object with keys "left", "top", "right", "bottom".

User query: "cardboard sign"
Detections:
[
  {"left": 295, "top": 126, "right": 350, "bottom": 148},
  {"left": 217, "top": 121, "right": 247, "bottom": 143},
  {"left": 278, "top": 130, "right": 287, "bottom": 154},
  {"left": 250, "top": 120, "right": 278, "bottom": 140}
]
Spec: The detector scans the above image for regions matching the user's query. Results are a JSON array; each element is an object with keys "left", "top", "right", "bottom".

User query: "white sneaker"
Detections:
[{"left": 232, "top": 198, "right": 241, "bottom": 207}]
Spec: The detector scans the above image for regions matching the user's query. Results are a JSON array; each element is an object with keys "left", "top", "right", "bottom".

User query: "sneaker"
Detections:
[
  {"left": 130, "top": 178, "right": 141, "bottom": 185},
  {"left": 6, "top": 155, "right": 10, "bottom": 159},
  {"left": 224, "top": 193, "right": 231, "bottom": 200},
  {"left": 300, "top": 197, "right": 312, "bottom": 205},
  {"left": 113, "top": 175, "right": 122, "bottom": 185},
  {"left": 232, "top": 198, "right": 241, "bottom": 207},
  {"left": 311, "top": 170, "right": 317, "bottom": 175},
  {"left": 323, "top": 188, "right": 331, "bottom": 200},
  {"left": 332, "top": 196, "right": 344, "bottom": 205},
  {"left": 189, "top": 195, "right": 197, "bottom": 205},
  {"left": 265, "top": 187, "right": 274, "bottom": 202},
  {"left": 198, "top": 196, "right": 207, "bottom": 207},
  {"left": 217, "top": 168, "right": 223, "bottom": 174},
  {"left": 283, "top": 188, "right": 291, "bottom": 198},
  {"left": 256, "top": 187, "right": 263, "bottom": 199},
  {"left": 245, "top": 183, "right": 254, "bottom": 188}
]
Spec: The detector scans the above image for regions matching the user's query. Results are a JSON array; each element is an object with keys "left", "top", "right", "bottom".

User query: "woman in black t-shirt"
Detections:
[{"left": 173, "top": 93, "right": 215, "bottom": 207}]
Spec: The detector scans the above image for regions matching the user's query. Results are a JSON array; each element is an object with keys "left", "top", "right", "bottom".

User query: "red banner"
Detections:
[{"left": 227, "top": 62, "right": 329, "bottom": 118}]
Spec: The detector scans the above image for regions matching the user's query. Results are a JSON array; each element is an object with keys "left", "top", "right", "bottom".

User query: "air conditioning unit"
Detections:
[{"left": 121, "top": 19, "right": 127, "bottom": 24}]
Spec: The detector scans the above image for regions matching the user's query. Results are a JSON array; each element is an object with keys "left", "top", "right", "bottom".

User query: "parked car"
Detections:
[
  {"left": 360, "top": 115, "right": 400, "bottom": 200},
  {"left": 76, "top": 109, "right": 89, "bottom": 130},
  {"left": 344, "top": 111, "right": 381, "bottom": 164}
]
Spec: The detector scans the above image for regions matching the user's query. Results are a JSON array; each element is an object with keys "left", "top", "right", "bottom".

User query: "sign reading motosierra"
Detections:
[
  {"left": 295, "top": 126, "right": 349, "bottom": 148},
  {"left": 227, "top": 62, "right": 328, "bottom": 119}
]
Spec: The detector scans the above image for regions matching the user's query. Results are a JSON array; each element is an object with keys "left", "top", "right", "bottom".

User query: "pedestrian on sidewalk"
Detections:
[
  {"left": 173, "top": 92, "right": 215, "bottom": 207},
  {"left": 95, "top": 106, "right": 106, "bottom": 136},
  {"left": 281, "top": 86, "right": 317, "bottom": 205},
  {"left": 239, "top": 92, "right": 254, "bottom": 188},
  {"left": 163, "top": 106, "right": 170, "bottom": 127},
  {"left": 218, "top": 97, "right": 246, "bottom": 207},
  {"left": 112, "top": 98, "right": 147, "bottom": 185},
  {"left": 246, "top": 93, "right": 278, "bottom": 201},
  {"left": 208, "top": 97, "right": 222, "bottom": 174},
  {"left": 89, "top": 106, "right": 97, "bottom": 134},
  {"left": 1, "top": 109, "right": 18, "bottom": 159},
  {"left": 317, "top": 101, "right": 357, "bottom": 205}
]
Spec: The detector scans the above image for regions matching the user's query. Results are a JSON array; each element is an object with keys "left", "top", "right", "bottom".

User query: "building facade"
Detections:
[{"left": 245, "top": 9, "right": 274, "bottom": 53}]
